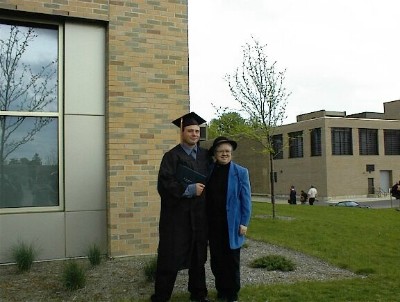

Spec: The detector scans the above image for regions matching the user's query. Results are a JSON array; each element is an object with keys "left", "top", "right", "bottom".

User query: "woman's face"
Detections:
[{"left": 214, "top": 143, "right": 233, "bottom": 165}]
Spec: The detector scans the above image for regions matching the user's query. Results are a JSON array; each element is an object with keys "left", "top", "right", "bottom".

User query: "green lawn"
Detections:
[
  {"left": 167, "top": 202, "right": 400, "bottom": 302},
  {"left": 239, "top": 202, "right": 400, "bottom": 302}
]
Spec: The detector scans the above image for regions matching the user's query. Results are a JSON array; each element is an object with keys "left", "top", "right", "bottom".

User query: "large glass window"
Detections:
[
  {"left": 310, "top": 128, "right": 322, "bottom": 156},
  {"left": 359, "top": 128, "right": 378, "bottom": 155},
  {"left": 0, "top": 21, "right": 60, "bottom": 209},
  {"left": 288, "top": 131, "right": 303, "bottom": 158},
  {"left": 331, "top": 127, "right": 353, "bottom": 155},
  {"left": 271, "top": 134, "right": 283, "bottom": 159},
  {"left": 384, "top": 129, "right": 400, "bottom": 155}
]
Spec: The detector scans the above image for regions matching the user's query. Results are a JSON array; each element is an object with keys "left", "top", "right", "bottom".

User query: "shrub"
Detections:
[
  {"left": 62, "top": 261, "right": 86, "bottom": 290},
  {"left": 249, "top": 254, "right": 296, "bottom": 272},
  {"left": 144, "top": 256, "right": 157, "bottom": 282},
  {"left": 87, "top": 244, "right": 102, "bottom": 266},
  {"left": 355, "top": 267, "right": 376, "bottom": 276},
  {"left": 11, "top": 241, "right": 37, "bottom": 272}
]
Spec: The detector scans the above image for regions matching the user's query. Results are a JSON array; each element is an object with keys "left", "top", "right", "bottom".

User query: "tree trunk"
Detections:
[{"left": 269, "top": 153, "right": 276, "bottom": 218}]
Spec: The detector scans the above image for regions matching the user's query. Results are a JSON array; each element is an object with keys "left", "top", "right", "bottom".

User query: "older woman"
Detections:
[{"left": 206, "top": 136, "right": 252, "bottom": 302}]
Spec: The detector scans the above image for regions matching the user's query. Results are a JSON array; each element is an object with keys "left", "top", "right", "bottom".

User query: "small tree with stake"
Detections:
[{"left": 225, "top": 37, "right": 290, "bottom": 218}]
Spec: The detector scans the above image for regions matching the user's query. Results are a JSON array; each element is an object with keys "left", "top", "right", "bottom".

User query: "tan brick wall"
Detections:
[
  {"left": 106, "top": 0, "right": 189, "bottom": 257},
  {"left": 2, "top": 0, "right": 189, "bottom": 257},
  {"left": 0, "top": 0, "right": 109, "bottom": 20}
]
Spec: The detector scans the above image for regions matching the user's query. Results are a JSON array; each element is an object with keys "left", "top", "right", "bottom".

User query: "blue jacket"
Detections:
[{"left": 211, "top": 161, "right": 252, "bottom": 249}]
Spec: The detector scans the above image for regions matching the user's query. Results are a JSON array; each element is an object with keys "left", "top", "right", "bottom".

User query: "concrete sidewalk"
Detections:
[{"left": 252, "top": 194, "right": 396, "bottom": 204}]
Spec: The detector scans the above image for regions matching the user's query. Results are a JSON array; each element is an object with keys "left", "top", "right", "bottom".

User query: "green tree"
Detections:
[
  {"left": 208, "top": 110, "right": 248, "bottom": 139},
  {"left": 225, "top": 37, "right": 291, "bottom": 218}
]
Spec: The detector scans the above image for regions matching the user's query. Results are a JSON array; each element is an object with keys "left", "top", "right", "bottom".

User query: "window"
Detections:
[
  {"left": 368, "top": 178, "right": 375, "bottom": 194},
  {"left": 288, "top": 131, "right": 303, "bottom": 158},
  {"left": 366, "top": 164, "right": 375, "bottom": 172},
  {"left": 359, "top": 128, "right": 378, "bottom": 155},
  {"left": 310, "top": 128, "right": 322, "bottom": 156},
  {"left": 271, "top": 134, "right": 283, "bottom": 159},
  {"left": 331, "top": 128, "right": 353, "bottom": 155},
  {"left": 384, "top": 129, "right": 400, "bottom": 155},
  {"left": 0, "top": 21, "right": 61, "bottom": 209}
]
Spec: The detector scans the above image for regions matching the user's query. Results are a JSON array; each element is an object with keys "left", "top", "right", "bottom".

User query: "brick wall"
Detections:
[
  {"left": 106, "top": 0, "right": 189, "bottom": 258},
  {"left": 1, "top": 0, "right": 189, "bottom": 257},
  {"left": 0, "top": 0, "right": 109, "bottom": 20}
]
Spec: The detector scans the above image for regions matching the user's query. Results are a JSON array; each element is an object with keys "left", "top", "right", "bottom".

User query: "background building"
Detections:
[
  {"left": 0, "top": 0, "right": 189, "bottom": 263},
  {"left": 232, "top": 100, "right": 400, "bottom": 200}
]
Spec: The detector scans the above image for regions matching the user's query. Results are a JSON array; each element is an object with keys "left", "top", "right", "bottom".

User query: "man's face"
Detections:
[
  {"left": 181, "top": 125, "right": 200, "bottom": 146},
  {"left": 214, "top": 143, "right": 233, "bottom": 165}
]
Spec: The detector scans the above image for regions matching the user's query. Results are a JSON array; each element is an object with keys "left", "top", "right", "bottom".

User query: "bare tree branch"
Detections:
[{"left": 0, "top": 25, "right": 57, "bottom": 166}]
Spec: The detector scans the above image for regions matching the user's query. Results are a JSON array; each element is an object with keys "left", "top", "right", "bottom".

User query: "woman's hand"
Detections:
[{"left": 239, "top": 224, "right": 247, "bottom": 236}]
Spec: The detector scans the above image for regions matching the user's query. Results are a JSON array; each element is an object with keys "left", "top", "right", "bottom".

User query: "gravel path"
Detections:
[
  {"left": 174, "top": 238, "right": 357, "bottom": 293},
  {"left": 0, "top": 239, "right": 357, "bottom": 301}
]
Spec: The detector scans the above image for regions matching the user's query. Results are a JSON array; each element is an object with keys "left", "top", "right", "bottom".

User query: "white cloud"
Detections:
[{"left": 188, "top": 0, "right": 400, "bottom": 124}]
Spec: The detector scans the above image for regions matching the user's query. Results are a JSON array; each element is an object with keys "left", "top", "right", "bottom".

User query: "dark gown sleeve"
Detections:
[{"left": 157, "top": 147, "right": 186, "bottom": 205}]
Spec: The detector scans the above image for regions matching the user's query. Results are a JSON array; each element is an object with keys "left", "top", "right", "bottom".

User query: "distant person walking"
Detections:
[
  {"left": 391, "top": 181, "right": 400, "bottom": 199},
  {"left": 289, "top": 185, "right": 297, "bottom": 205},
  {"left": 307, "top": 185, "right": 318, "bottom": 205},
  {"left": 300, "top": 190, "right": 308, "bottom": 205}
]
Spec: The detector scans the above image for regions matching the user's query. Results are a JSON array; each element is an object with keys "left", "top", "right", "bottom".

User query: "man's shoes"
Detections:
[
  {"left": 216, "top": 292, "right": 238, "bottom": 302},
  {"left": 216, "top": 292, "right": 226, "bottom": 301},
  {"left": 151, "top": 294, "right": 168, "bottom": 302}
]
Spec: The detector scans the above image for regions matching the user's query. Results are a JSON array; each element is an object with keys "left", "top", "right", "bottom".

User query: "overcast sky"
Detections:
[{"left": 188, "top": 0, "right": 400, "bottom": 124}]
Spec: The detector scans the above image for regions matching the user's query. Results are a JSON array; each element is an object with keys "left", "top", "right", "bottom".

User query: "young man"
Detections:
[{"left": 151, "top": 112, "right": 211, "bottom": 302}]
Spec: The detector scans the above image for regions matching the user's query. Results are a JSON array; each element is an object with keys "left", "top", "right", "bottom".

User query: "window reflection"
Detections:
[
  {"left": 0, "top": 23, "right": 58, "bottom": 112},
  {"left": 0, "top": 21, "right": 59, "bottom": 209},
  {"left": 0, "top": 117, "right": 58, "bottom": 208}
]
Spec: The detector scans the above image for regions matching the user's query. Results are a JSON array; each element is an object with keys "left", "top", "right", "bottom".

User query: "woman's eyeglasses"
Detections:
[{"left": 215, "top": 150, "right": 232, "bottom": 154}]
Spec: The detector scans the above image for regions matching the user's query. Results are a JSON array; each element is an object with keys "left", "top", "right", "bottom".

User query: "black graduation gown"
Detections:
[{"left": 156, "top": 144, "right": 209, "bottom": 272}]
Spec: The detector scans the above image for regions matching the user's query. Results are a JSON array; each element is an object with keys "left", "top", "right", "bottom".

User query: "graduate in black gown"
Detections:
[{"left": 151, "top": 112, "right": 211, "bottom": 302}]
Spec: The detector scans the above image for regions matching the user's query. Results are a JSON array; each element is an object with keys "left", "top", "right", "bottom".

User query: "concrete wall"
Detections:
[
  {"left": 0, "top": 20, "right": 107, "bottom": 262},
  {"left": 0, "top": 0, "right": 189, "bottom": 262},
  {"left": 384, "top": 100, "right": 400, "bottom": 120}
]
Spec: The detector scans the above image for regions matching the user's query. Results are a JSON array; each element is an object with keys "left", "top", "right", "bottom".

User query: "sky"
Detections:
[{"left": 188, "top": 0, "right": 400, "bottom": 125}]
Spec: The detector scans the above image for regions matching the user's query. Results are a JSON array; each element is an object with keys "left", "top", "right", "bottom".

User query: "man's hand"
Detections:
[{"left": 195, "top": 183, "right": 205, "bottom": 196}]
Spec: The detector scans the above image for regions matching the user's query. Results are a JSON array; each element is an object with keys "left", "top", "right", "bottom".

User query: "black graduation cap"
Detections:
[{"left": 172, "top": 112, "right": 206, "bottom": 131}]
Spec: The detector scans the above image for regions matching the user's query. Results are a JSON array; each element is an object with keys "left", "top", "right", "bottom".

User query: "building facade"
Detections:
[
  {"left": 236, "top": 100, "right": 400, "bottom": 200},
  {"left": 0, "top": 0, "right": 189, "bottom": 263}
]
